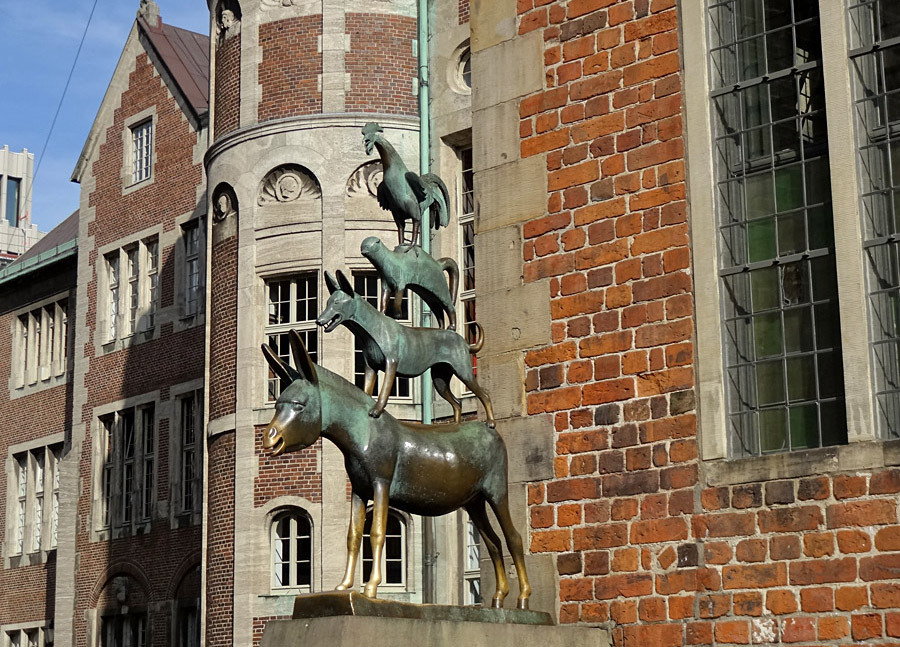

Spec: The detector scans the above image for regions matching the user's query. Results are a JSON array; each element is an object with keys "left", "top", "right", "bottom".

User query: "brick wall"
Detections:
[
  {"left": 506, "top": 0, "right": 900, "bottom": 644},
  {"left": 254, "top": 426, "right": 322, "bottom": 506},
  {"left": 459, "top": 0, "right": 470, "bottom": 25},
  {"left": 209, "top": 234, "right": 237, "bottom": 421},
  {"left": 258, "top": 16, "right": 323, "bottom": 122},
  {"left": 205, "top": 431, "right": 235, "bottom": 647},
  {"left": 345, "top": 13, "right": 417, "bottom": 116},
  {"left": 71, "top": 49, "right": 205, "bottom": 647},
  {"left": 214, "top": 35, "right": 241, "bottom": 138}
]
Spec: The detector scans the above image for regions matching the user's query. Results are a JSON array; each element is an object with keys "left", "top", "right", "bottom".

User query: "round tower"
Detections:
[{"left": 203, "top": 1, "right": 421, "bottom": 644}]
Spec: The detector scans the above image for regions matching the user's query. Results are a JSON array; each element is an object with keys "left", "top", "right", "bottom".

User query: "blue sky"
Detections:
[{"left": 0, "top": 0, "right": 210, "bottom": 233}]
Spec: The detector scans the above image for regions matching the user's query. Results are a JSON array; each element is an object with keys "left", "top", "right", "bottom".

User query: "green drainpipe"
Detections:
[{"left": 417, "top": 0, "right": 437, "bottom": 605}]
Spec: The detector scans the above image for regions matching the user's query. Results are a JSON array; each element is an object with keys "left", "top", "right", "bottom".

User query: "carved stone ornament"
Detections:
[
  {"left": 213, "top": 189, "right": 236, "bottom": 223},
  {"left": 346, "top": 160, "right": 383, "bottom": 198},
  {"left": 216, "top": 0, "right": 241, "bottom": 42},
  {"left": 261, "top": 0, "right": 301, "bottom": 8},
  {"left": 258, "top": 165, "right": 321, "bottom": 206}
]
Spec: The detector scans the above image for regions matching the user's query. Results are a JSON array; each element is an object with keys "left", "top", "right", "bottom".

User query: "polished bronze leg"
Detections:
[
  {"left": 363, "top": 481, "right": 389, "bottom": 599},
  {"left": 336, "top": 492, "right": 367, "bottom": 590},
  {"left": 490, "top": 495, "right": 531, "bottom": 609},
  {"left": 363, "top": 365, "right": 378, "bottom": 397},
  {"left": 466, "top": 498, "right": 509, "bottom": 608},
  {"left": 369, "top": 359, "right": 397, "bottom": 418}
]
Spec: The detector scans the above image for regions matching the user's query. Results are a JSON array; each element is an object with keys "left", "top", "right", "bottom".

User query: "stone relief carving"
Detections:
[
  {"left": 346, "top": 161, "right": 383, "bottom": 199},
  {"left": 213, "top": 185, "right": 237, "bottom": 223},
  {"left": 258, "top": 165, "right": 321, "bottom": 206},
  {"left": 216, "top": 0, "right": 241, "bottom": 43}
]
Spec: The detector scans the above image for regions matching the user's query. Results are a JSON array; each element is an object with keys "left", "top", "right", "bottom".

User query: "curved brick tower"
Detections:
[{"left": 203, "top": 1, "right": 420, "bottom": 644}]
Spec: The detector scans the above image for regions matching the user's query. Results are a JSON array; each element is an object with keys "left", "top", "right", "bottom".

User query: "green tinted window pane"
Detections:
[
  {"left": 817, "top": 351, "right": 840, "bottom": 399},
  {"left": 783, "top": 307, "right": 813, "bottom": 353},
  {"left": 807, "top": 206, "right": 834, "bottom": 249},
  {"left": 757, "top": 360, "right": 786, "bottom": 405},
  {"left": 754, "top": 312, "right": 783, "bottom": 358},
  {"left": 811, "top": 256, "right": 838, "bottom": 301},
  {"left": 814, "top": 303, "right": 838, "bottom": 349},
  {"left": 789, "top": 404, "right": 819, "bottom": 449},
  {"left": 748, "top": 218, "right": 777, "bottom": 262},
  {"left": 751, "top": 267, "right": 780, "bottom": 311},
  {"left": 819, "top": 400, "right": 847, "bottom": 446},
  {"left": 775, "top": 165, "right": 804, "bottom": 212},
  {"left": 746, "top": 173, "right": 775, "bottom": 218},
  {"left": 759, "top": 408, "right": 788, "bottom": 452},
  {"left": 804, "top": 157, "right": 831, "bottom": 205},
  {"left": 786, "top": 356, "right": 816, "bottom": 401},
  {"left": 778, "top": 212, "right": 805, "bottom": 255}
]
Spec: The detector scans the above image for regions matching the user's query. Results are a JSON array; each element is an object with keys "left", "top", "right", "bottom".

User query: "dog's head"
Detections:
[
  {"left": 316, "top": 270, "right": 358, "bottom": 333},
  {"left": 261, "top": 331, "right": 322, "bottom": 456}
]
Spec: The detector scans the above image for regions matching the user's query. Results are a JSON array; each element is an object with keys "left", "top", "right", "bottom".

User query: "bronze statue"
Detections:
[
  {"left": 262, "top": 331, "right": 531, "bottom": 609},
  {"left": 317, "top": 271, "right": 495, "bottom": 427},
  {"left": 361, "top": 236, "right": 459, "bottom": 330},
  {"left": 362, "top": 122, "right": 450, "bottom": 246}
]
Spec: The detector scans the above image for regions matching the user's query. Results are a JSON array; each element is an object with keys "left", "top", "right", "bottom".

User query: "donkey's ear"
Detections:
[
  {"left": 324, "top": 271, "right": 339, "bottom": 295},
  {"left": 336, "top": 270, "right": 354, "bottom": 296},
  {"left": 288, "top": 330, "right": 318, "bottom": 385},
  {"left": 261, "top": 344, "right": 300, "bottom": 384}
]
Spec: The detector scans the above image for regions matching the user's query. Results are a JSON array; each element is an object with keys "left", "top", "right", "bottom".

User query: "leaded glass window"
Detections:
[
  {"left": 709, "top": 0, "right": 847, "bottom": 456},
  {"left": 265, "top": 275, "right": 319, "bottom": 400},
  {"left": 272, "top": 510, "right": 313, "bottom": 590}
]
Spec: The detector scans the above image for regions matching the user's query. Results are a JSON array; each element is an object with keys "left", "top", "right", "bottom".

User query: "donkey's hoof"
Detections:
[
  {"left": 516, "top": 598, "right": 529, "bottom": 610},
  {"left": 491, "top": 598, "right": 503, "bottom": 609},
  {"left": 363, "top": 586, "right": 379, "bottom": 599}
]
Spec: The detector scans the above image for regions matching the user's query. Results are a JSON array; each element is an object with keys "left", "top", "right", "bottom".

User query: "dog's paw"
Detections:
[{"left": 369, "top": 408, "right": 383, "bottom": 418}]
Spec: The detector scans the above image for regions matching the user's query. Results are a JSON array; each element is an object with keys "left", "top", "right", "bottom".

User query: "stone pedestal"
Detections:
[{"left": 261, "top": 592, "right": 611, "bottom": 647}]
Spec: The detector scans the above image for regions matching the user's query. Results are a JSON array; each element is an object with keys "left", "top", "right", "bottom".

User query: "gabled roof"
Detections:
[
  {"left": 138, "top": 17, "right": 210, "bottom": 117},
  {"left": 0, "top": 210, "right": 79, "bottom": 286}
]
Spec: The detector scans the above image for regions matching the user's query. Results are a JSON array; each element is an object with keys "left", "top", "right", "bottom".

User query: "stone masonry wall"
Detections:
[
  {"left": 509, "top": 0, "right": 900, "bottom": 645},
  {"left": 345, "top": 13, "right": 417, "bottom": 116},
  {"left": 258, "top": 16, "right": 323, "bottom": 122},
  {"left": 215, "top": 34, "right": 242, "bottom": 138}
]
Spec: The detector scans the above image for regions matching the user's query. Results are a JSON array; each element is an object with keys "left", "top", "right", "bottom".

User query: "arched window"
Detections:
[
  {"left": 362, "top": 510, "right": 406, "bottom": 586},
  {"left": 271, "top": 510, "right": 312, "bottom": 591}
]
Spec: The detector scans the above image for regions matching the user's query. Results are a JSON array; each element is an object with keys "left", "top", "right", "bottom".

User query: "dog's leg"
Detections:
[
  {"left": 369, "top": 358, "right": 397, "bottom": 418},
  {"left": 391, "top": 291, "right": 404, "bottom": 319},
  {"left": 433, "top": 367, "right": 461, "bottom": 423},
  {"left": 363, "top": 365, "right": 377, "bottom": 396},
  {"left": 379, "top": 283, "right": 390, "bottom": 314},
  {"left": 363, "top": 480, "right": 390, "bottom": 599},
  {"left": 464, "top": 377, "right": 496, "bottom": 429},
  {"left": 336, "top": 491, "right": 366, "bottom": 590}
]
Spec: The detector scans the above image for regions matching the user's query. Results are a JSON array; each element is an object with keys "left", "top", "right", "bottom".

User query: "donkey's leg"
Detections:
[
  {"left": 488, "top": 494, "right": 532, "bottom": 609},
  {"left": 364, "top": 480, "right": 389, "bottom": 599},
  {"left": 336, "top": 492, "right": 367, "bottom": 590},
  {"left": 465, "top": 498, "right": 509, "bottom": 608},
  {"left": 432, "top": 367, "right": 462, "bottom": 423},
  {"left": 369, "top": 359, "right": 397, "bottom": 418},
  {"left": 462, "top": 377, "right": 496, "bottom": 429}
]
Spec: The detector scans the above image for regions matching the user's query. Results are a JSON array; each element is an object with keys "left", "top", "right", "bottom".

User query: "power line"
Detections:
[{"left": 26, "top": 0, "right": 101, "bottom": 219}]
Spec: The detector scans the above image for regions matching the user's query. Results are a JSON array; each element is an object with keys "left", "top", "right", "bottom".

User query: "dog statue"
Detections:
[
  {"left": 360, "top": 236, "right": 459, "bottom": 330},
  {"left": 317, "top": 270, "right": 495, "bottom": 427}
]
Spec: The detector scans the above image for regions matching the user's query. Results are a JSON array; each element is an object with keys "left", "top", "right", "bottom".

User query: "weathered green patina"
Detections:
[
  {"left": 317, "top": 270, "right": 495, "bottom": 426},
  {"left": 261, "top": 332, "right": 531, "bottom": 609},
  {"left": 362, "top": 122, "right": 450, "bottom": 246},
  {"left": 360, "top": 236, "right": 458, "bottom": 330}
]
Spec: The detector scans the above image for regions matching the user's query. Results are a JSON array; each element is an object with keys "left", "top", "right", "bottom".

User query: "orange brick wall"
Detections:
[
  {"left": 511, "top": 0, "right": 900, "bottom": 645},
  {"left": 214, "top": 34, "right": 241, "bottom": 138},
  {"left": 205, "top": 431, "right": 235, "bottom": 647},
  {"left": 209, "top": 234, "right": 237, "bottom": 421},
  {"left": 254, "top": 426, "right": 321, "bottom": 506},
  {"left": 345, "top": 13, "right": 417, "bottom": 116},
  {"left": 460, "top": 0, "right": 470, "bottom": 25},
  {"left": 258, "top": 15, "right": 323, "bottom": 122}
]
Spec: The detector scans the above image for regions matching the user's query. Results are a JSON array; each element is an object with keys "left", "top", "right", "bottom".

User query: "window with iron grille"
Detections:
[
  {"left": 362, "top": 509, "right": 406, "bottom": 587},
  {"left": 849, "top": 1, "right": 900, "bottom": 438},
  {"left": 707, "top": 0, "right": 846, "bottom": 456},
  {"left": 131, "top": 120, "right": 153, "bottom": 185},
  {"left": 97, "top": 404, "right": 155, "bottom": 531},
  {"left": 271, "top": 509, "right": 313, "bottom": 592},
  {"left": 352, "top": 273, "right": 411, "bottom": 400},
  {"left": 9, "top": 444, "right": 61, "bottom": 556},
  {"left": 265, "top": 274, "right": 319, "bottom": 401}
]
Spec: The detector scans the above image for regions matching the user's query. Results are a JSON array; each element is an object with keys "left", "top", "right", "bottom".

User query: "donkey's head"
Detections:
[
  {"left": 261, "top": 330, "right": 322, "bottom": 456},
  {"left": 316, "top": 270, "right": 359, "bottom": 333}
]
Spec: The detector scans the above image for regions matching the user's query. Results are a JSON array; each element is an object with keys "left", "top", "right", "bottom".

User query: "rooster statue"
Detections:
[{"left": 362, "top": 122, "right": 451, "bottom": 246}]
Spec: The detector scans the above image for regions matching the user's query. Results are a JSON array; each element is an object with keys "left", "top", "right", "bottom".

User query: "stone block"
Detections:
[
  {"left": 473, "top": 100, "right": 520, "bottom": 172},
  {"left": 479, "top": 352, "right": 526, "bottom": 420},
  {"left": 475, "top": 225, "right": 523, "bottom": 294},
  {"left": 472, "top": 32, "right": 543, "bottom": 111},
  {"left": 478, "top": 282, "right": 551, "bottom": 356},
  {"left": 495, "top": 414, "right": 555, "bottom": 483},
  {"left": 475, "top": 156, "right": 548, "bottom": 232},
  {"left": 478, "top": 551, "right": 560, "bottom": 624},
  {"left": 471, "top": 0, "right": 517, "bottom": 52}
]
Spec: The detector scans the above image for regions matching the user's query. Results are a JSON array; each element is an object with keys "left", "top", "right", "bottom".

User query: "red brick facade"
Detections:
[
  {"left": 459, "top": 0, "right": 470, "bottom": 25},
  {"left": 345, "top": 13, "right": 417, "bottom": 116},
  {"left": 512, "top": 0, "right": 900, "bottom": 644},
  {"left": 214, "top": 35, "right": 242, "bottom": 138},
  {"left": 258, "top": 16, "right": 323, "bottom": 122},
  {"left": 208, "top": 234, "right": 238, "bottom": 421},
  {"left": 205, "top": 431, "right": 235, "bottom": 647},
  {"left": 254, "top": 427, "right": 322, "bottom": 506}
]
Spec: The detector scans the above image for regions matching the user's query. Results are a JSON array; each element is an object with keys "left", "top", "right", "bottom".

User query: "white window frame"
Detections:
[
  {"left": 461, "top": 512, "right": 482, "bottom": 605},
  {"left": 6, "top": 443, "right": 60, "bottom": 560},
  {"left": 683, "top": 1, "right": 877, "bottom": 471},
  {"left": 9, "top": 294, "right": 69, "bottom": 397},
  {"left": 102, "top": 237, "right": 160, "bottom": 345},
  {"left": 130, "top": 120, "right": 153, "bottom": 186},
  {"left": 264, "top": 273, "right": 320, "bottom": 402},
  {"left": 457, "top": 145, "right": 477, "bottom": 395},
  {"left": 122, "top": 108, "right": 157, "bottom": 196},
  {"left": 361, "top": 508, "right": 408, "bottom": 590},
  {"left": 2, "top": 623, "right": 52, "bottom": 647},
  {"left": 270, "top": 509, "right": 314, "bottom": 593}
]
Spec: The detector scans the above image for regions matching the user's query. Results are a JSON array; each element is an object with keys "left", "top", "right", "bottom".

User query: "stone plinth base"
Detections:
[{"left": 261, "top": 593, "right": 611, "bottom": 647}]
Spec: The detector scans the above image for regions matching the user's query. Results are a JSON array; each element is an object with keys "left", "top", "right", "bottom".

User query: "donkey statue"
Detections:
[{"left": 261, "top": 330, "right": 531, "bottom": 609}]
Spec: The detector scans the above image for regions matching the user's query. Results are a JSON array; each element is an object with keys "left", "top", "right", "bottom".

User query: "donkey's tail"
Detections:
[
  {"left": 469, "top": 322, "right": 484, "bottom": 354},
  {"left": 439, "top": 256, "right": 459, "bottom": 303}
]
